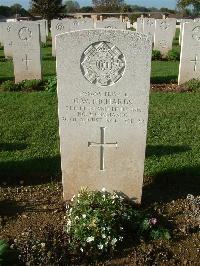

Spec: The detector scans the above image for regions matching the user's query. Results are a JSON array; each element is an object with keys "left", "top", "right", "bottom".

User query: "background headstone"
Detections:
[
  {"left": 178, "top": 21, "right": 200, "bottom": 84},
  {"left": 12, "top": 22, "right": 41, "bottom": 83},
  {"left": 96, "top": 21, "right": 127, "bottom": 30},
  {"left": 68, "top": 18, "right": 94, "bottom": 31},
  {"left": 143, "top": 18, "right": 155, "bottom": 39},
  {"left": 38, "top": 20, "right": 47, "bottom": 43},
  {"left": 56, "top": 29, "right": 152, "bottom": 202},
  {"left": 51, "top": 19, "right": 70, "bottom": 56},
  {"left": 136, "top": 17, "right": 143, "bottom": 33},
  {"left": 154, "top": 19, "right": 176, "bottom": 55},
  {"left": 3, "top": 22, "right": 15, "bottom": 57},
  {"left": 179, "top": 19, "right": 193, "bottom": 45}
]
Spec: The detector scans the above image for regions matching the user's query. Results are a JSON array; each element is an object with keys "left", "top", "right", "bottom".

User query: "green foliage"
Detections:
[
  {"left": 0, "top": 81, "right": 20, "bottom": 92},
  {"left": 0, "top": 240, "right": 18, "bottom": 265},
  {"left": 0, "top": 79, "right": 44, "bottom": 92},
  {"left": 65, "top": 0, "right": 80, "bottom": 13},
  {"left": 92, "top": 0, "right": 124, "bottom": 12},
  {"left": 20, "top": 79, "right": 44, "bottom": 91},
  {"left": 64, "top": 188, "right": 170, "bottom": 257},
  {"left": 152, "top": 50, "right": 162, "bottom": 61},
  {"left": 183, "top": 78, "right": 200, "bottom": 92},
  {"left": 129, "top": 14, "right": 140, "bottom": 23},
  {"left": 30, "top": 0, "right": 64, "bottom": 20},
  {"left": 167, "top": 49, "right": 180, "bottom": 61},
  {"left": 44, "top": 76, "right": 57, "bottom": 92}
]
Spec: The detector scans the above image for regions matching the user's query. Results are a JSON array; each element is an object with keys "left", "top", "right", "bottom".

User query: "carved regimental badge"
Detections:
[
  {"left": 18, "top": 27, "right": 32, "bottom": 41},
  {"left": 192, "top": 26, "right": 200, "bottom": 41},
  {"left": 81, "top": 41, "right": 125, "bottom": 86}
]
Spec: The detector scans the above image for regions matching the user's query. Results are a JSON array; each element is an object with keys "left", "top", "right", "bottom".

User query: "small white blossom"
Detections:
[
  {"left": 102, "top": 187, "right": 106, "bottom": 192},
  {"left": 82, "top": 214, "right": 86, "bottom": 218},
  {"left": 119, "top": 236, "right": 123, "bottom": 241},
  {"left": 98, "top": 244, "right": 104, "bottom": 250},
  {"left": 120, "top": 226, "right": 123, "bottom": 231},
  {"left": 102, "top": 234, "right": 106, "bottom": 238},
  {"left": 71, "top": 195, "right": 75, "bottom": 201},
  {"left": 80, "top": 248, "right": 83, "bottom": 252},
  {"left": 111, "top": 238, "right": 117, "bottom": 246},
  {"left": 41, "top": 243, "right": 45, "bottom": 248},
  {"left": 86, "top": 236, "right": 95, "bottom": 243},
  {"left": 75, "top": 216, "right": 79, "bottom": 220}
]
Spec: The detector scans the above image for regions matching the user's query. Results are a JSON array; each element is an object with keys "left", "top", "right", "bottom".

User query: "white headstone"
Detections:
[
  {"left": 136, "top": 18, "right": 143, "bottom": 33},
  {"left": 143, "top": 18, "right": 155, "bottom": 39},
  {"left": 96, "top": 21, "right": 126, "bottom": 30},
  {"left": 3, "top": 22, "right": 15, "bottom": 57},
  {"left": 38, "top": 20, "right": 47, "bottom": 43},
  {"left": 51, "top": 19, "right": 70, "bottom": 56},
  {"left": 68, "top": 18, "right": 94, "bottom": 31},
  {"left": 179, "top": 19, "right": 193, "bottom": 45},
  {"left": 178, "top": 22, "right": 200, "bottom": 84},
  {"left": 154, "top": 19, "right": 176, "bottom": 55},
  {"left": 167, "top": 18, "right": 177, "bottom": 37},
  {"left": 56, "top": 29, "right": 152, "bottom": 202},
  {"left": 12, "top": 22, "right": 41, "bottom": 83}
]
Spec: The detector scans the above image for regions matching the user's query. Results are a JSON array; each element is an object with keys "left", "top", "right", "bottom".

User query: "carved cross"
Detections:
[
  {"left": 190, "top": 55, "right": 199, "bottom": 71},
  {"left": 88, "top": 127, "right": 118, "bottom": 171},
  {"left": 22, "top": 54, "right": 32, "bottom": 70}
]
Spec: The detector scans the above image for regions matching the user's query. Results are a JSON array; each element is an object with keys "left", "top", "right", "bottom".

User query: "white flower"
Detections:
[
  {"left": 86, "top": 236, "right": 94, "bottom": 243},
  {"left": 98, "top": 244, "right": 104, "bottom": 250},
  {"left": 106, "top": 226, "right": 111, "bottom": 231},
  {"left": 82, "top": 214, "right": 86, "bottom": 218},
  {"left": 111, "top": 238, "right": 117, "bottom": 246},
  {"left": 80, "top": 248, "right": 83, "bottom": 252},
  {"left": 120, "top": 226, "right": 123, "bottom": 231},
  {"left": 119, "top": 236, "right": 123, "bottom": 241},
  {"left": 75, "top": 216, "right": 79, "bottom": 220},
  {"left": 41, "top": 243, "right": 45, "bottom": 248},
  {"left": 71, "top": 195, "right": 75, "bottom": 201},
  {"left": 102, "top": 234, "right": 106, "bottom": 238},
  {"left": 102, "top": 187, "right": 106, "bottom": 192}
]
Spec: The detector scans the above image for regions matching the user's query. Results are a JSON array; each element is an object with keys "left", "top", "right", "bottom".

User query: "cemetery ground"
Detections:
[{"left": 0, "top": 31, "right": 199, "bottom": 265}]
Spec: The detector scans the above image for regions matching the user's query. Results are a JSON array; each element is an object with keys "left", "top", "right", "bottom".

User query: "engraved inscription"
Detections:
[
  {"left": 56, "top": 23, "right": 64, "bottom": 31},
  {"left": 61, "top": 91, "right": 145, "bottom": 125},
  {"left": 159, "top": 40, "right": 168, "bottom": 48},
  {"left": 80, "top": 41, "right": 125, "bottom": 86},
  {"left": 88, "top": 127, "right": 118, "bottom": 170},
  {"left": 7, "top": 25, "right": 11, "bottom": 32},
  {"left": 73, "top": 21, "right": 79, "bottom": 26},
  {"left": 146, "top": 19, "right": 154, "bottom": 26},
  {"left": 22, "top": 54, "right": 32, "bottom": 70},
  {"left": 190, "top": 55, "right": 199, "bottom": 71},
  {"left": 160, "top": 21, "right": 169, "bottom": 30},
  {"left": 192, "top": 26, "right": 200, "bottom": 41},
  {"left": 18, "top": 27, "right": 32, "bottom": 41}
]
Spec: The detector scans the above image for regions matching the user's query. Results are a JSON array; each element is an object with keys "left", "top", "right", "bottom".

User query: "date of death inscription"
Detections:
[{"left": 61, "top": 91, "right": 146, "bottom": 125}]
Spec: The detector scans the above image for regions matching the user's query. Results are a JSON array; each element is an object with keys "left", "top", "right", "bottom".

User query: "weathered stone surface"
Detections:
[
  {"left": 178, "top": 21, "right": 200, "bottom": 84},
  {"left": 51, "top": 19, "right": 70, "bottom": 56},
  {"left": 56, "top": 29, "right": 152, "bottom": 202},
  {"left": 12, "top": 22, "right": 41, "bottom": 83},
  {"left": 96, "top": 21, "right": 126, "bottom": 30},
  {"left": 136, "top": 17, "right": 143, "bottom": 33},
  {"left": 38, "top": 20, "right": 47, "bottom": 43},
  {"left": 68, "top": 18, "right": 94, "bottom": 31},
  {"left": 154, "top": 19, "right": 176, "bottom": 55},
  {"left": 3, "top": 22, "right": 15, "bottom": 57},
  {"left": 179, "top": 19, "right": 193, "bottom": 45},
  {"left": 143, "top": 18, "right": 155, "bottom": 39}
]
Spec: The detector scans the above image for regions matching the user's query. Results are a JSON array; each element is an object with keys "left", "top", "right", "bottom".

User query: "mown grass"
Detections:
[
  {"left": 0, "top": 30, "right": 181, "bottom": 84},
  {"left": 0, "top": 92, "right": 199, "bottom": 202}
]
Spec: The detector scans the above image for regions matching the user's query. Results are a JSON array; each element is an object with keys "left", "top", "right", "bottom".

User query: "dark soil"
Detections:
[
  {"left": 0, "top": 179, "right": 199, "bottom": 265},
  {"left": 151, "top": 83, "right": 192, "bottom": 92}
]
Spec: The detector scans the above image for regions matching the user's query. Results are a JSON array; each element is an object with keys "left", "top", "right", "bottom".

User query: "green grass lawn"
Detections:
[
  {"left": 0, "top": 92, "right": 199, "bottom": 203},
  {"left": 0, "top": 31, "right": 181, "bottom": 84}
]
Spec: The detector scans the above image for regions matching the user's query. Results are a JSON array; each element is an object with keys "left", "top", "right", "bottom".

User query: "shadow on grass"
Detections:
[
  {"left": 143, "top": 165, "right": 200, "bottom": 205},
  {"left": 0, "top": 143, "right": 27, "bottom": 151},
  {"left": 151, "top": 76, "right": 178, "bottom": 84},
  {"left": 146, "top": 145, "right": 191, "bottom": 157},
  {"left": 0, "top": 76, "right": 14, "bottom": 82},
  {"left": 0, "top": 155, "right": 61, "bottom": 186}
]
